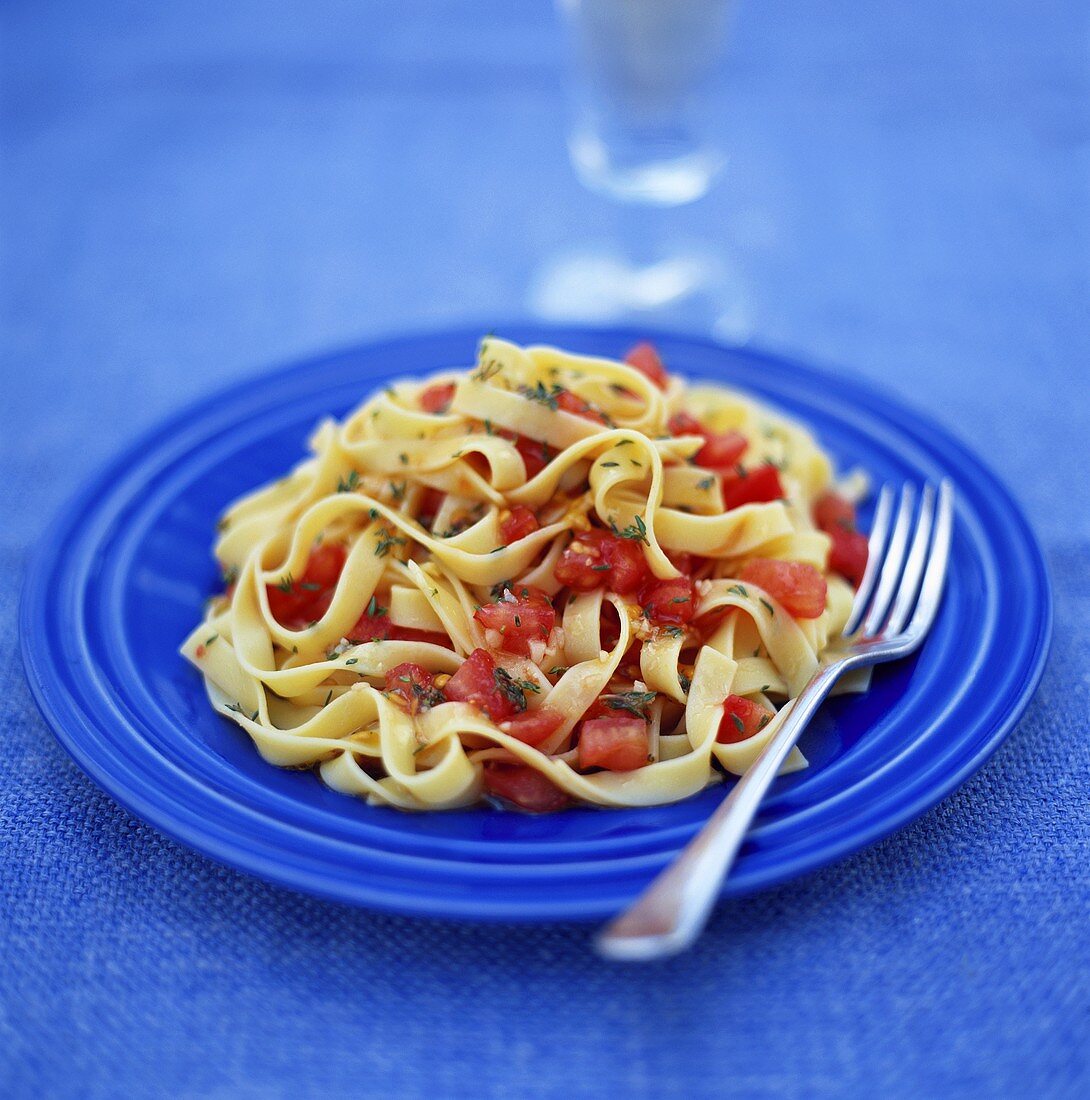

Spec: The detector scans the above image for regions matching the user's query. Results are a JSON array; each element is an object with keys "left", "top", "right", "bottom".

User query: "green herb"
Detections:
[
  {"left": 516, "top": 679, "right": 541, "bottom": 695},
  {"left": 611, "top": 513, "right": 649, "bottom": 545},
  {"left": 204, "top": 633, "right": 219, "bottom": 647},
  {"left": 730, "top": 712, "right": 745, "bottom": 734},
  {"left": 473, "top": 358, "right": 503, "bottom": 383},
  {"left": 679, "top": 673, "right": 691, "bottom": 694},
  {"left": 493, "top": 667, "right": 528, "bottom": 712},
  {"left": 276, "top": 574, "right": 294, "bottom": 593},
  {"left": 345, "top": 657, "right": 358, "bottom": 666},
  {"left": 758, "top": 714, "right": 772, "bottom": 730},
  {"left": 759, "top": 597, "right": 775, "bottom": 615},
  {"left": 670, "top": 595, "right": 690, "bottom": 604},
  {"left": 324, "top": 689, "right": 333, "bottom": 706},
  {"left": 601, "top": 461, "right": 620, "bottom": 468},
  {"left": 664, "top": 626, "right": 685, "bottom": 638},
  {"left": 300, "top": 582, "right": 321, "bottom": 592},
  {"left": 548, "top": 666, "right": 568, "bottom": 677},
  {"left": 603, "top": 690, "right": 657, "bottom": 719},
  {"left": 389, "top": 481, "right": 406, "bottom": 501},
  {"left": 490, "top": 546, "right": 505, "bottom": 554},
  {"left": 221, "top": 565, "right": 239, "bottom": 587},
  {"left": 483, "top": 418, "right": 494, "bottom": 435},
  {"left": 368, "top": 507, "right": 379, "bottom": 520},
  {"left": 399, "top": 453, "right": 408, "bottom": 465},
  {"left": 336, "top": 470, "right": 360, "bottom": 493},
  {"left": 727, "top": 584, "right": 748, "bottom": 598},
  {"left": 365, "top": 595, "right": 387, "bottom": 618},
  {"left": 520, "top": 381, "right": 564, "bottom": 410},
  {"left": 697, "top": 476, "right": 715, "bottom": 491},
  {"left": 374, "top": 528, "right": 407, "bottom": 558}
]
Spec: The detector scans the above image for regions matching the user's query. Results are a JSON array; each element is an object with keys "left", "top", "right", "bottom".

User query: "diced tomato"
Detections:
[
  {"left": 578, "top": 714, "right": 650, "bottom": 772},
  {"left": 384, "top": 662, "right": 443, "bottom": 713},
  {"left": 418, "top": 488, "right": 445, "bottom": 526},
  {"left": 266, "top": 583, "right": 308, "bottom": 627},
  {"left": 740, "top": 558, "right": 827, "bottom": 619},
  {"left": 420, "top": 382, "right": 455, "bottom": 414},
  {"left": 302, "top": 543, "right": 346, "bottom": 588},
  {"left": 556, "top": 389, "right": 608, "bottom": 425},
  {"left": 554, "top": 528, "right": 650, "bottom": 595},
  {"left": 668, "top": 411, "right": 703, "bottom": 436},
  {"left": 722, "top": 464, "right": 784, "bottom": 510},
  {"left": 500, "top": 430, "right": 554, "bottom": 479},
  {"left": 474, "top": 587, "right": 556, "bottom": 657},
  {"left": 499, "top": 506, "right": 540, "bottom": 545},
  {"left": 483, "top": 763, "right": 569, "bottom": 812},
  {"left": 696, "top": 430, "right": 748, "bottom": 470},
  {"left": 717, "top": 695, "right": 774, "bottom": 743},
  {"left": 624, "top": 342, "right": 669, "bottom": 389},
  {"left": 389, "top": 626, "right": 454, "bottom": 648},
  {"left": 442, "top": 648, "right": 522, "bottom": 722},
  {"left": 639, "top": 575, "right": 697, "bottom": 626},
  {"left": 828, "top": 525, "right": 869, "bottom": 587},
  {"left": 814, "top": 491, "right": 856, "bottom": 533},
  {"left": 500, "top": 707, "right": 563, "bottom": 747},
  {"left": 813, "top": 492, "right": 868, "bottom": 587},
  {"left": 667, "top": 550, "right": 698, "bottom": 575},
  {"left": 347, "top": 608, "right": 391, "bottom": 642},
  {"left": 267, "top": 543, "right": 347, "bottom": 628}
]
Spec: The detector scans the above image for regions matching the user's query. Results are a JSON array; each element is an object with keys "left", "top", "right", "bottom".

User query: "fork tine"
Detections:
[
  {"left": 843, "top": 483, "right": 894, "bottom": 636},
  {"left": 906, "top": 479, "right": 954, "bottom": 637},
  {"left": 884, "top": 483, "right": 936, "bottom": 635},
  {"left": 861, "top": 484, "right": 916, "bottom": 637}
]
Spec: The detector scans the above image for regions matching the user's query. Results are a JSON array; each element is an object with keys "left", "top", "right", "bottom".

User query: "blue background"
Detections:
[{"left": 2, "top": 2, "right": 1086, "bottom": 1097}]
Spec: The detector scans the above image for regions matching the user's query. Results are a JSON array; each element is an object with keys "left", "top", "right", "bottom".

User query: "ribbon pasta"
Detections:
[{"left": 182, "top": 337, "right": 869, "bottom": 812}]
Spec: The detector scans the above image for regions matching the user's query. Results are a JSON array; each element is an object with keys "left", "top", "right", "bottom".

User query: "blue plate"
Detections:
[{"left": 20, "top": 326, "right": 1051, "bottom": 921}]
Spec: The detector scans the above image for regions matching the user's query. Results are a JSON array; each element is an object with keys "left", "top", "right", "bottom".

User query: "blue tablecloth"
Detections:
[{"left": 2, "top": 2, "right": 1086, "bottom": 1096}]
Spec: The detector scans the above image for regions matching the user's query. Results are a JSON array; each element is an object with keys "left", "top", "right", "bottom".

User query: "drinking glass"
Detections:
[{"left": 531, "top": 0, "right": 745, "bottom": 330}]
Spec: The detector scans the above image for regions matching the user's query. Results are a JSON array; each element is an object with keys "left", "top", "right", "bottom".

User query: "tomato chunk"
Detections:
[
  {"left": 668, "top": 411, "right": 704, "bottom": 436},
  {"left": 474, "top": 587, "right": 556, "bottom": 657},
  {"left": 483, "top": 763, "right": 569, "bottom": 812},
  {"left": 696, "top": 430, "right": 748, "bottom": 470},
  {"left": 267, "top": 543, "right": 347, "bottom": 628},
  {"left": 420, "top": 381, "right": 455, "bottom": 414},
  {"left": 389, "top": 626, "right": 454, "bottom": 648},
  {"left": 717, "top": 695, "right": 774, "bottom": 743},
  {"left": 556, "top": 389, "right": 608, "bottom": 424},
  {"left": 500, "top": 707, "right": 563, "bottom": 747},
  {"left": 499, "top": 506, "right": 540, "bottom": 545},
  {"left": 418, "top": 488, "right": 445, "bottom": 526},
  {"left": 814, "top": 492, "right": 868, "bottom": 587},
  {"left": 442, "top": 648, "right": 523, "bottom": 722},
  {"left": 722, "top": 464, "right": 784, "bottom": 510},
  {"left": 640, "top": 575, "right": 697, "bottom": 626},
  {"left": 624, "top": 342, "right": 669, "bottom": 389},
  {"left": 384, "top": 662, "right": 443, "bottom": 713},
  {"left": 578, "top": 714, "right": 650, "bottom": 772},
  {"left": 814, "top": 491, "right": 856, "bottom": 532},
  {"left": 554, "top": 528, "right": 650, "bottom": 595},
  {"left": 740, "top": 558, "right": 827, "bottom": 619},
  {"left": 828, "top": 525, "right": 869, "bottom": 588},
  {"left": 501, "top": 430, "right": 554, "bottom": 479},
  {"left": 347, "top": 605, "right": 391, "bottom": 642}
]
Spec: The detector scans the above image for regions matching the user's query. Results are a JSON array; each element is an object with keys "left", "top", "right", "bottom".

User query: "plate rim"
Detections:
[{"left": 19, "top": 322, "right": 1053, "bottom": 921}]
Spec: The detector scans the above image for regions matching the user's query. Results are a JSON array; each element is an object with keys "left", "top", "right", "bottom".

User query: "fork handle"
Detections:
[{"left": 596, "top": 663, "right": 844, "bottom": 961}]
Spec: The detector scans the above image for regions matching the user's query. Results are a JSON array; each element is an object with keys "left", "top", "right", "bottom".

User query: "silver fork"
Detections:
[{"left": 596, "top": 480, "right": 955, "bottom": 961}]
